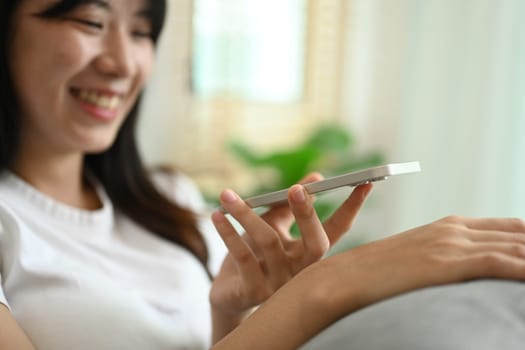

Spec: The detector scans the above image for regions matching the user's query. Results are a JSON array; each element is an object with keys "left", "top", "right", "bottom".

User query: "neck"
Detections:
[{"left": 10, "top": 148, "right": 101, "bottom": 210}]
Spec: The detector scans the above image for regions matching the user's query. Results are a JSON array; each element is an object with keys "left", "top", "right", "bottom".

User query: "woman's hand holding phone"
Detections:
[{"left": 209, "top": 172, "right": 373, "bottom": 342}]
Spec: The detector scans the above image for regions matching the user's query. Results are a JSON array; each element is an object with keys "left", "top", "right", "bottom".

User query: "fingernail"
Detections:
[
  {"left": 221, "top": 189, "right": 238, "bottom": 203},
  {"left": 363, "top": 183, "right": 373, "bottom": 197},
  {"left": 292, "top": 185, "right": 306, "bottom": 203},
  {"left": 211, "top": 210, "right": 226, "bottom": 223}
]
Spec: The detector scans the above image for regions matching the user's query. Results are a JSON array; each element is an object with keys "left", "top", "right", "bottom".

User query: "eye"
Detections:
[
  {"left": 131, "top": 30, "right": 152, "bottom": 39},
  {"left": 72, "top": 18, "right": 104, "bottom": 30},
  {"left": 131, "top": 19, "right": 153, "bottom": 40}
]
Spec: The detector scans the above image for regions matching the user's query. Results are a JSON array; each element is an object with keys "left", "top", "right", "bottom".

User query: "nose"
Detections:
[{"left": 95, "top": 28, "right": 135, "bottom": 77}]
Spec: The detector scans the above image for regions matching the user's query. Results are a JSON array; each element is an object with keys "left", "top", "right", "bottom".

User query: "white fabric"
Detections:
[
  {"left": 302, "top": 280, "right": 525, "bottom": 349},
  {"left": 0, "top": 171, "right": 226, "bottom": 350},
  {"left": 341, "top": 0, "right": 525, "bottom": 238}
]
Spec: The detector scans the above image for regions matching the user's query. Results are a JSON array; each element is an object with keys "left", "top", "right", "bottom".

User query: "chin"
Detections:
[
  {"left": 82, "top": 138, "right": 117, "bottom": 155},
  {"left": 77, "top": 128, "right": 122, "bottom": 153}
]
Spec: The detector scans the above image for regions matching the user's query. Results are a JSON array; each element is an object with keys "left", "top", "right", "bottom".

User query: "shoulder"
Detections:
[
  {"left": 0, "top": 198, "right": 27, "bottom": 308},
  {"left": 149, "top": 167, "right": 208, "bottom": 213},
  {"left": 149, "top": 167, "right": 227, "bottom": 274},
  {"left": 0, "top": 198, "right": 24, "bottom": 240},
  {"left": 148, "top": 167, "right": 227, "bottom": 274}
]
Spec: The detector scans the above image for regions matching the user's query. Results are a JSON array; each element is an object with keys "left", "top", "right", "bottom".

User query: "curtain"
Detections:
[{"left": 343, "top": 0, "right": 525, "bottom": 237}]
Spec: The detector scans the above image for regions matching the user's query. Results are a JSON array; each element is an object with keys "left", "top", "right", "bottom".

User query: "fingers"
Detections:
[
  {"left": 260, "top": 205, "right": 295, "bottom": 236},
  {"left": 459, "top": 252, "right": 525, "bottom": 281},
  {"left": 458, "top": 242, "right": 525, "bottom": 288},
  {"left": 218, "top": 189, "right": 291, "bottom": 289},
  {"left": 323, "top": 183, "right": 373, "bottom": 245},
  {"left": 288, "top": 184, "right": 329, "bottom": 263},
  {"left": 288, "top": 182, "right": 373, "bottom": 264},
  {"left": 261, "top": 172, "right": 325, "bottom": 235},
  {"left": 459, "top": 229, "right": 525, "bottom": 278},
  {"left": 443, "top": 216, "right": 525, "bottom": 233},
  {"left": 211, "top": 210, "right": 266, "bottom": 283},
  {"left": 420, "top": 218, "right": 525, "bottom": 282},
  {"left": 467, "top": 230, "right": 525, "bottom": 244},
  {"left": 467, "top": 241, "right": 525, "bottom": 259}
]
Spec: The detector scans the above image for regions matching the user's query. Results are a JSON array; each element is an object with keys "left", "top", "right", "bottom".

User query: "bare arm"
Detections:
[
  {"left": 212, "top": 216, "right": 525, "bottom": 349},
  {"left": 0, "top": 305, "right": 36, "bottom": 350},
  {"left": 210, "top": 175, "right": 373, "bottom": 341}
]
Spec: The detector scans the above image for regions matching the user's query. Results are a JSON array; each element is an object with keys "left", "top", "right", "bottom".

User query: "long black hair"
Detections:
[{"left": 0, "top": 0, "right": 210, "bottom": 272}]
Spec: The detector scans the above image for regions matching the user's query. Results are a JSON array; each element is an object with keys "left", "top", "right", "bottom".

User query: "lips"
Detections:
[
  {"left": 70, "top": 87, "right": 127, "bottom": 121},
  {"left": 71, "top": 88, "right": 123, "bottom": 111}
]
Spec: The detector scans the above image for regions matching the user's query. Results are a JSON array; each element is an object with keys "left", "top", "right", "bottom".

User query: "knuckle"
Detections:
[
  {"left": 510, "top": 243, "right": 525, "bottom": 258},
  {"left": 294, "top": 205, "right": 316, "bottom": 220},
  {"left": 440, "top": 215, "right": 464, "bottom": 225},
  {"left": 434, "top": 237, "right": 463, "bottom": 251},
  {"left": 481, "top": 252, "right": 506, "bottom": 269},
  {"left": 509, "top": 217, "right": 525, "bottom": 232},
  {"left": 259, "top": 234, "right": 281, "bottom": 250},
  {"left": 235, "top": 248, "right": 254, "bottom": 264},
  {"left": 247, "top": 286, "right": 272, "bottom": 303},
  {"left": 431, "top": 226, "right": 471, "bottom": 249},
  {"left": 436, "top": 223, "right": 465, "bottom": 239},
  {"left": 306, "top": 243, "right": 329, "bottom": 261}
]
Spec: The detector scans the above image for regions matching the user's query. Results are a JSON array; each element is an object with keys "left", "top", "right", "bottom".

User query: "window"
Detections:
[
  {"left": 139, "top": 0, "right": 348, "bottom": 194},
  {"left": 192, "top": 0, "right": 307, "bottom": 103}
]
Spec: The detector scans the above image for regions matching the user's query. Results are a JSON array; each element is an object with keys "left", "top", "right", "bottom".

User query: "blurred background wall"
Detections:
[{"left": 139, "top": 0, "right": 525, "bottom": 241}]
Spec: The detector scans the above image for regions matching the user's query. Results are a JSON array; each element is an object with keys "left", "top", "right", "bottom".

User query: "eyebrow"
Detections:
[
  {"left": 81, "top": 0, "right": 111, "bottom": 11},
  {"left": 85, "top": 0, "right": 150, "bottom": 20},
  {"left": 135, "top": 4, "right": 153, "bottom": 20}
]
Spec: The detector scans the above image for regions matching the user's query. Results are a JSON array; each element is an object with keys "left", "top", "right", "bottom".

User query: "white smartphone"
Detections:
[{"left": 221, "top": 161, "right": 421, "bottom": 212}]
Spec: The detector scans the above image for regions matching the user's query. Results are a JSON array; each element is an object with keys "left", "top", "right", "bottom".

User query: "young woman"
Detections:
[{"left": 1, "top": 1, "right": 524, "bottom": 349}]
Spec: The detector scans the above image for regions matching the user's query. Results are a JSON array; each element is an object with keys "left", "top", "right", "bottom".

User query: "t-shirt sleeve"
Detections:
[
  {"left": 0, "top": 210, "right": 11, "bottom": 310},
  {"left": 0, "top": 276, "right": 8, "bottom": 309},
  {"left": 151, "top": 170, "right": 227, "bottom": 276}
]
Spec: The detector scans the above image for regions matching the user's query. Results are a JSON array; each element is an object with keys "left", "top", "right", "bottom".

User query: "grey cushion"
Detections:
[{"left": 302, "top": 280, "right": 525, "bottom": 349}]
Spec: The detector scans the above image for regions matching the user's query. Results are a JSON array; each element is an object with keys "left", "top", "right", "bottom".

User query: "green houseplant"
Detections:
[{"left": 227, "top": 124, "right": 385, "bottom": 236}]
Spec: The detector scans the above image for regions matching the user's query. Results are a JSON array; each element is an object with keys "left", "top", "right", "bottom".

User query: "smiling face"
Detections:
[{"left": 8, "top": 0, "right": 155, "bottom": 155}]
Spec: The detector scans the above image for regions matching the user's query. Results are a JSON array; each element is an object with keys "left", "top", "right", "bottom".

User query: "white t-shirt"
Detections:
[{"left": 0, "top": 170, "right": 226, "bottom": 350}]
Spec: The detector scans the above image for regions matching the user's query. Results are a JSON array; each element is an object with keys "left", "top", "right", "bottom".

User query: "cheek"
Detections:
[
  {"left": 136, "top": 46, "right": 155, "bottom": 86},
  {"left": 11, "top": 29, "right": 93, "bottom": 98},
  {"left": 9, "top": 38, "right": 52, "bottom": 116},
  {"left": 54, "top": 35, "right": 94, "bottom": 69},
  {"left": 37, "top": 30, "right": 98, "bottom": 85}
]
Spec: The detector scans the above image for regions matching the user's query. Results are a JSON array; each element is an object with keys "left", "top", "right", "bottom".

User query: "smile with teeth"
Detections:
[{"left": 76, "top": 89, "right": 122, "bottom": 110}]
